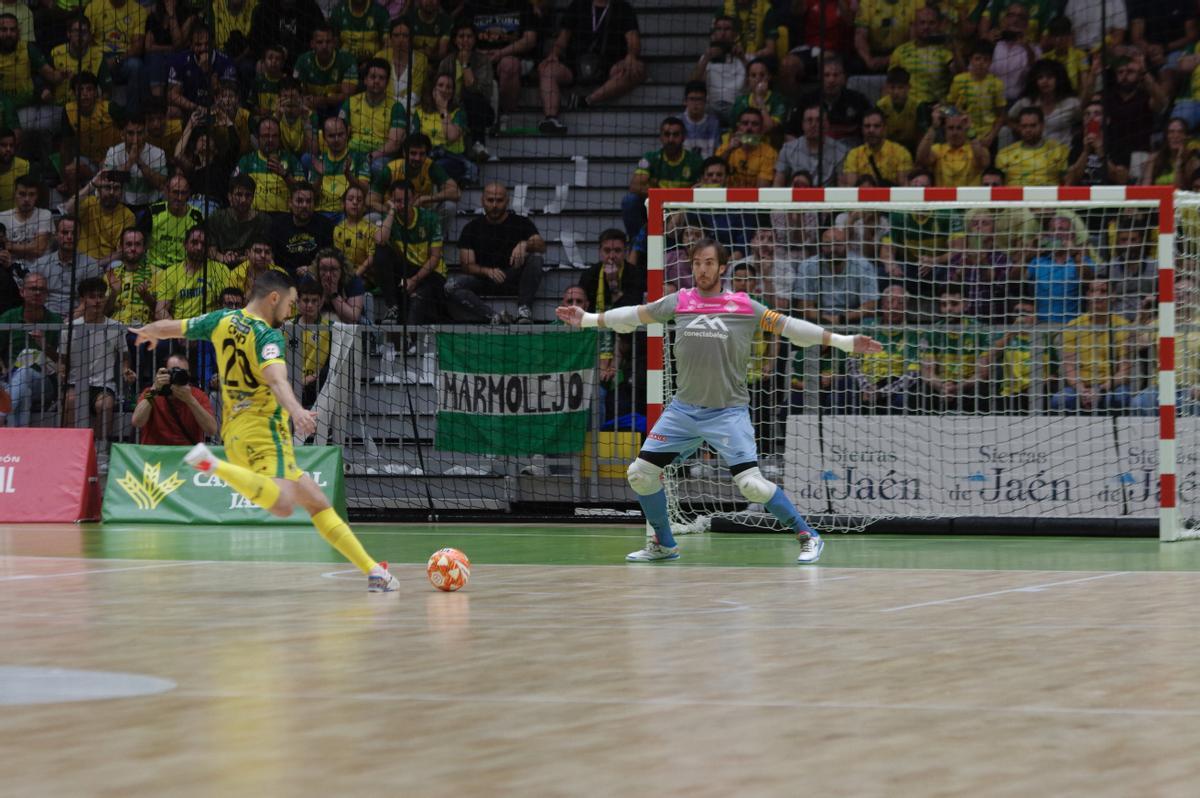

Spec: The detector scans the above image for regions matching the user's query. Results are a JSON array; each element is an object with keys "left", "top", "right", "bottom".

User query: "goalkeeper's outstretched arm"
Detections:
[
  {"left": 554, "top": 303, "right": 652, "bottom": 333},
  {"left": 769, "top": 313, "right": 885, "bottom": 355},
  {"left": 554, "top": 304, "right": 886, "bottom": 354}
]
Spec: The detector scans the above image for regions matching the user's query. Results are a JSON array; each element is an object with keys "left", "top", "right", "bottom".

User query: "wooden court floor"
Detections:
[{"left": 2, "top": 523, "right": 1200, "bottom": 797}]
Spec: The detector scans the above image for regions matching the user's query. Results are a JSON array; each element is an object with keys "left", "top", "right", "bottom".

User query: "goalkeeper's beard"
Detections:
[{"left": 694, "top": 269, "right": 722, "bottom": 294}]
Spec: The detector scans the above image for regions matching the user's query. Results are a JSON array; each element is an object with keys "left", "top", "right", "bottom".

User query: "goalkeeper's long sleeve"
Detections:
[
  {"left": 777, "top": 315, "right": 855, "bottom": 352},
  {"left": 580, "top": 305, "right": 643, "bottom": 333}
]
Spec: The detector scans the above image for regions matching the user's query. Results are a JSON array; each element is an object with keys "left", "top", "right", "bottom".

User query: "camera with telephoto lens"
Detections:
[{"left": 158, "top": 367, "right": 191, "bottom": 395}]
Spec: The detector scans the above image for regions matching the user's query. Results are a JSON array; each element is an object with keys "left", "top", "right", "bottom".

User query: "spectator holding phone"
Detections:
[{"left": 1065, "top": 100, "right": 1130, "bottom": 186}]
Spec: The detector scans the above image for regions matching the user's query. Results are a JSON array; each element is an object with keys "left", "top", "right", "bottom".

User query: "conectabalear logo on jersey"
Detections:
[
  {"left": 683, "top": 314, "right": 730, "bottom": 339},
  {"left": 117, "top": 461, "right": 185, "bottom": 510}
]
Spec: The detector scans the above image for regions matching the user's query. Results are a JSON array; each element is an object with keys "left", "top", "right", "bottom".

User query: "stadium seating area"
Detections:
[{"left": 0, "top": 0, "right": 1195, "bottom": 481}]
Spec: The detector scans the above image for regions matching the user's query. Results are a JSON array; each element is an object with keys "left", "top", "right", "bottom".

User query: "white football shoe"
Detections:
[
  {"left": 626, "top": 542, "right": 680, "bottom": 562},
  {"left": 184, "top": 442, "right": 217, "bottom": 473},
  {"left": 796, "top": 533, "right": 824, "bottom": 564},
  {"left": 368, "top": 561, "right": 401, "bottom": 592}
]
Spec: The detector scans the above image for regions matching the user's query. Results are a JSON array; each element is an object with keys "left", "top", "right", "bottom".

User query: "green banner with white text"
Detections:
[
  {"left": 436, "top": 329, "right": 598, "bottom": 455},
  {"left": 102, "top": 444, "right": 346, "bottom": 524}
]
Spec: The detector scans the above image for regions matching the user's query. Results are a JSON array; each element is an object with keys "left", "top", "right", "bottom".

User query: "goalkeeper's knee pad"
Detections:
[
  {"left": 733, "top": 467, "right": 776, "bottom": 504},
  {"left": 626, "top": 457, "right": 664, "bottom": 496}
]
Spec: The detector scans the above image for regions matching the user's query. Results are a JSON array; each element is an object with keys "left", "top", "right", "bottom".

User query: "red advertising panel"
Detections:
[{"left": 0, "top": 429, "right": 100, "bottom": 522}]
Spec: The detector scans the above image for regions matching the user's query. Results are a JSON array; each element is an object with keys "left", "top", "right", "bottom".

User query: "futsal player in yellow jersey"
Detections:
[{"left": 130, "top": 270, "right": 400, "bottom": 592}]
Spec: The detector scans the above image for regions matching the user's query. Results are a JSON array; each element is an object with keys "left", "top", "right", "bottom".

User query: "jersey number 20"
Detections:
[{"left": 222, "top": 338, "right": 261, "bottom": 389}]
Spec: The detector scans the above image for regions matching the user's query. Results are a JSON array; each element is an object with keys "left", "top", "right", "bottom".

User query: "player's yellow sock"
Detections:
[
  {"left": 214, "top": 460, "right": 281, "bottom": 511},
  {"left": 312, "top": 508, "right": 377, "bottom": 574}
]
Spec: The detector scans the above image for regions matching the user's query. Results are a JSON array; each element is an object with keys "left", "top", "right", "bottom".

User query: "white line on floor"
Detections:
[
  {"left": 0, "top": 561, "right": 211, "bottom": 582},
  {"left": 880, "top": 571, "right": 1132, "bottom": 612},
  {"left": 168, "top": 686, "right": 1200, "bottom": 719}
]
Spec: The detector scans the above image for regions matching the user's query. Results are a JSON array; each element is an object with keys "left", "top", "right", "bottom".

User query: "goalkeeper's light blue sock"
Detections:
[
  {"left": 766, "top": 486, "right": 816, "bottom": 536},
  {"left": 638, "top": 488, "right": 677, "bottom": 548}
]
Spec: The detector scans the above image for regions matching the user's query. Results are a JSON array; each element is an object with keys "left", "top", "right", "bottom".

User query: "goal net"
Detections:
[{"left": 648, "top": 186, "right": 1196, "bottom": 541}]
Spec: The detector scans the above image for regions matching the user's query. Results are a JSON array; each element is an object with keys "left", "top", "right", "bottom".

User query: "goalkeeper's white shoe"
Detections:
[
  {"left": 626, "top": 542, "right": 680, "bottom": 562},
  {"left": 184, "top": 442, "right": 217, "bottom": 473},
  {"left": 796, "top": 532, "right": 824, "bottom": 564}
]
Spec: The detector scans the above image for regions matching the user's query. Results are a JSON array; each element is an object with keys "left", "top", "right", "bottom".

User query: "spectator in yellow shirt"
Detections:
[
  {"left": 715, "top": 107, "right": 777, "bottom": 187},
  {"left": 48, "top": 14, "right": 109, "bottom": 105},
  {"left": 947, "top": 39, "right": 1006, "bottom": 149},
  {"left": 888, "top": 6, "right": 958, "bottom": 105},
  {"left": 855, "top": 0, "right": 924, "bottom": 73},
  {"left": 292, "top": 276, "right": 332, "bottom": 409},
  {"left": 995, "top": 105, "right": 1068, "bottom": 186},
  {"left": 842, "top": 109, "right": 914, "bottom": 186},
  {"left": 724, "top": 0, "right": 777, "bottom": 61},
  {"left": 332, "top": 184, "right": 375, "bottom": 279},
  {"left": 61, "top": 173, "right": 135, "bottom": 268},
  {"left": 0, "top": 127, "right": 28, "bottom": 213},
  {"left": 918, "top": 105, "right": 990, "bottom": 186},
  {"left": 85, "top": 0, "right": 148, "bottom": 115},
  {"left": 1042, "top": 15, "right": 1091, "bottom": 95},
  {"left": 1049, "top": 279, "right": 1133, "bottom": 412},
  {"left": 876, "top": 67, "right": 920, "bottom": 154}
]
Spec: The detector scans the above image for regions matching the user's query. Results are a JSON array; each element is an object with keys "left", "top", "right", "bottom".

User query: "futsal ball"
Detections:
[{"left": 427, "top": 548, "right": 470, "bottom": 592}]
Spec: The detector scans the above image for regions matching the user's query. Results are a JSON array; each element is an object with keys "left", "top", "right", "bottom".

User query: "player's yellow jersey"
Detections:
[{"left": 184, "top": 308, "right": 288, "bottom": 423}]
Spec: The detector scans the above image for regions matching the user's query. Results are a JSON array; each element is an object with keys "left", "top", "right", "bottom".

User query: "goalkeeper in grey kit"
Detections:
[{"left": 557, "top": 239, "right": 883, "bottom": 563}]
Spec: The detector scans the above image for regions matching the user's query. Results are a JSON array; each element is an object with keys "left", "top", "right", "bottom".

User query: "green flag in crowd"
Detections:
[{"left": 436, "top": 329, "right": 598, "bottom": 455}]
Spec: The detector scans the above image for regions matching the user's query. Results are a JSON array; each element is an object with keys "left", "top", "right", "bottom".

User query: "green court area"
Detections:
[{"left": 9, "top": 523, "right": 1200, "bottom": 572}]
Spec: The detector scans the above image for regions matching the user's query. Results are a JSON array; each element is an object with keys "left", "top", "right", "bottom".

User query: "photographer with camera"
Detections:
[
  {"left": 131, "top": 352, "right": 217, "bottom": 445},
  {"left": 917, "top": 104, "right": 990, "bottom": 187}
]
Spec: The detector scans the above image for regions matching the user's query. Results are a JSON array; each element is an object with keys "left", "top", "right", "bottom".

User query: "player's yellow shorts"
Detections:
[{"left": 222, "top": 412, "right": 303, "bottom": 481}]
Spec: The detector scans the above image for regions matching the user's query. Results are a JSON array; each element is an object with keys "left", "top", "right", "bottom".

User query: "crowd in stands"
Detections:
[
  {"left": 0, "top": 0, "right": 1198, "bottom": 438},
  {"left": 636, "top": 0, "right": 1200, "bottom": 416}
]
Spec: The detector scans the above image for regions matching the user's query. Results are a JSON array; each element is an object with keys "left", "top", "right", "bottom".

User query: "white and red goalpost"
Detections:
[{"left": 646, "top": 185, "right": 1195, "bottom": 541}]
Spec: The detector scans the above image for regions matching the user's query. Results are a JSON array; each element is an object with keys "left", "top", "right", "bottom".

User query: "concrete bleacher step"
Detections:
[
  {"left": 461, "top": 186, "right": 629, "bottom": 212},
  {"left": 437, "top": 296, "right": 572, "bottom": 323},
  {"left": 501, "top": 108, "right": 678, "bottom": 135},
  {"left": 444, "top": 241, "right": 601, "bottom": 269},
  {"left": 518, "top": 84, "right": 686, "bottom": 108},
  {"left": 639, "top": 11, "right": 714, "bottom": 36},
  {"left": 345, "top": 447, "right": 503, "bottom": 471},
  {"left": 539, "top": 266, "right": 585, "bottom": 298},
  {"left": 494, "top": 135, "right": 659, "bottom": 159},
  {"left": 361, "top": 383, "right": 436, "bottom": 416},
  {"left": 356, "top": 413, "right": 437, "bottom": 441},
  {"left": 447, "top": 211, "right": 624, "bottom": 243},
  {"left": 642, "top": 59, "right": 701, "bottom": 85},
  {"left": 641, "top": 34, "right": 710, "bottom": 57},
  {"left": 527, "top": 214, "right": 625, "bottom": 241},
  {"left": 631, "top": 0, "right": 718, "bottom": 9},
  {"left": 479, "top": 159, "right": 634, "bottom": 188}
]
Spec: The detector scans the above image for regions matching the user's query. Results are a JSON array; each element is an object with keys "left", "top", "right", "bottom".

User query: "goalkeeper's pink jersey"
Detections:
[{"left": 644, "top": 288, "right": 785, "bottom": 409}]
